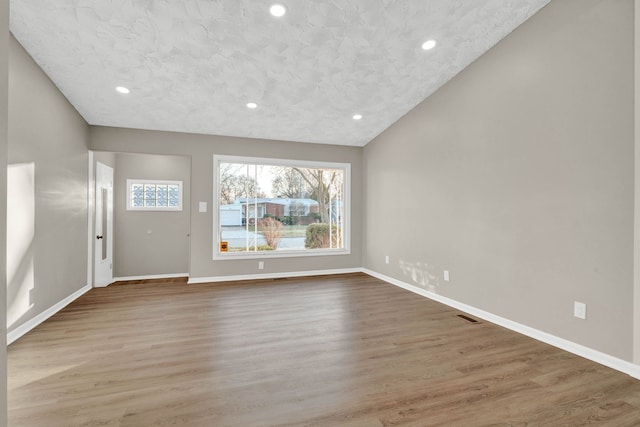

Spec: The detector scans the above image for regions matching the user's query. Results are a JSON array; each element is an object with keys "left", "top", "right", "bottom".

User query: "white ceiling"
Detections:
[{"left": 10, "top": 0, "right": 550, "bottom": 147}]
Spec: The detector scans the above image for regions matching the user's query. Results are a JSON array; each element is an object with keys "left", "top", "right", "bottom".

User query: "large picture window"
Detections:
[{"left": 213, "top": 155, "right": 350, "bottom": 259}]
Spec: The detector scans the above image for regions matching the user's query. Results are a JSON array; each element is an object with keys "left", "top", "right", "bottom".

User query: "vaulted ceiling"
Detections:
[{"left": 10, "top": 0, "right": 550, "bottom": 146}]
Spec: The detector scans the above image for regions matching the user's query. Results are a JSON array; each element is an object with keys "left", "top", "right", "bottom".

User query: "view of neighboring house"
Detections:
[
  {"left": 219, "top": 204, "right": 243, "bottom": 226},
  {"left": 221, "top": 198, "right": 319, "bottom": 226}
]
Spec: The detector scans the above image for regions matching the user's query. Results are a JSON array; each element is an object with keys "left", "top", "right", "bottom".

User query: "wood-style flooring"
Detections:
[{"left": 8, "top": 273, "right": 640, "bottom": 426}]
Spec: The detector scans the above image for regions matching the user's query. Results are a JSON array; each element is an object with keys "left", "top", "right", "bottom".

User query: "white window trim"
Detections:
[
  {"left": 213, "top": 155, "right": 351, "bottom": 260},
  {"left": 126, "top": 179, "right": 183, "bottom": 211}
]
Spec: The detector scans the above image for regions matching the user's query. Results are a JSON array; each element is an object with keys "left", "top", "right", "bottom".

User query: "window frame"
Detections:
[
  {"left": 126, "top": 179, "right": 183, "bottom": 211},
  {"left": 213, "top": 155, "right": 351, "bottom": 260}
]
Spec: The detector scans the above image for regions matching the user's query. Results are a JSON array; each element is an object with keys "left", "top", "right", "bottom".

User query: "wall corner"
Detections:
[{"left": 634, "top": 0, "right": 640, "bottom": 365}]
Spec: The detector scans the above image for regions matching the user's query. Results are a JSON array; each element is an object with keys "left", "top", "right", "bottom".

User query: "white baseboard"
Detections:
[
  {"left": 111, "top": 273, "right": 189, "bottom": 283},
  {"left": 362, "top": 268, "right": 640, "bottom": 380},
  {"left": 188, "top": 268, "right": 361, "bottom": 284},
  {"left": 7, "top": 284, "right": 92, "bottom": 345}
]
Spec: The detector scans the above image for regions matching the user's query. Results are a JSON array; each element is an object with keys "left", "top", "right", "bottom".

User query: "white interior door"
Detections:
[{"left": 94, "top": 162, "right": 113, "bottom": 287}]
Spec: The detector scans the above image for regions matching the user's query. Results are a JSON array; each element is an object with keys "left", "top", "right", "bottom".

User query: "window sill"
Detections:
[{"left": 213, "top": 248, "right": 350, "bottom": 261}]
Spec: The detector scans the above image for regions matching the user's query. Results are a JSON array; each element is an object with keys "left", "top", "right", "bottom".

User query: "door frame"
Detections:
[
  {"left": 89, "top": 153, "right": 114, "bottom": 287},
  {"left": 87, "top": 151, "right": 94, "bottom": 287}
]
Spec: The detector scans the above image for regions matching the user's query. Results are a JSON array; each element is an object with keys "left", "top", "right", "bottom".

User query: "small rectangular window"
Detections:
[{"left": 127, "top": 179, "right": 183, "bottom": 211}]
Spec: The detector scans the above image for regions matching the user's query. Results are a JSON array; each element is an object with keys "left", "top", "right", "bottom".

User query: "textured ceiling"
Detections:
[{"left": 10, "top": 0, "right": 550, "bottom": 147}]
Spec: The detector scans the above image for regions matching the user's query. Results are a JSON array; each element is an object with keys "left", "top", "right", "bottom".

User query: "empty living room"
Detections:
[{"left": 3, "top": 0, "right": 640, "bottom": 425}]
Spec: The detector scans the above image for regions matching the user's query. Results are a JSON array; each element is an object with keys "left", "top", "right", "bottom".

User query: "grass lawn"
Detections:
[{"left": 257, "top": 224, "right": 308, "bottom": 238}]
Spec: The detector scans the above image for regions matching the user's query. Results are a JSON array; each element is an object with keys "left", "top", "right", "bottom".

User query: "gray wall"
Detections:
[
  {"left": 364, "top": 0, "right": 634, "bottom": 360},
  {"left": 634, "top": 0, "right": 640, "bottom": 365},
  {"left": 7, "top": 36, "right": 88, "bottom": 334},
  {"left": 0, "top": 1, "right": 8, "bottom": 424},
  {"left": 94, "top": 151, "right": 116, "bottom": 167},
  {"left": 89, "top": 127, "right": 363, "bottom": 279},
  {"left": 113, "top": 152, "right": 190, "bottom": 278}
]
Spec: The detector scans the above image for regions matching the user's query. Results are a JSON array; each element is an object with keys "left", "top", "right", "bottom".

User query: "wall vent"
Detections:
[{"left": 456, "top": 314, "right": 480, "bottom": 324}]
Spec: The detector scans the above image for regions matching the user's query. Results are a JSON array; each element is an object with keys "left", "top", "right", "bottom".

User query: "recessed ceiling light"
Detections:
[
  {"left": 422, "top": 40, "right": 437, "bottom": 50},
  {"left": 115, "top": 86, "right": 130, "bottom": 94},
  {"left": 247, "top": 102, "right": 258, "bottom": 109},
  {"left": 353, "top": 114, "right": 363, "bottom": 120},
  {"left": 270, "top": 3, "right": 287, "bottom": 17}
]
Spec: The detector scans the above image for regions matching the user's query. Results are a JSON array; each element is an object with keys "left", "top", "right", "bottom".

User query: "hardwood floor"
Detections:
[{"left": 8, "top": 273, "right": 640, "bottom": 426}]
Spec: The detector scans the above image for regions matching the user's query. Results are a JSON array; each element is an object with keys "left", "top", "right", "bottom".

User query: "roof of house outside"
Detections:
[{"left": 234, "top": 198, "right": 319, "bottom": 206}]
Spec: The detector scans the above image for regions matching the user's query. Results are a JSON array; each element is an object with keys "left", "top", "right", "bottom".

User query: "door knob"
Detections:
[{"left": 96, "top": 235, "right": 103, "bottom": 239}]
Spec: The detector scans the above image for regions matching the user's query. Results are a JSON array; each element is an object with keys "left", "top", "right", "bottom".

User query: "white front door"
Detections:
[{"left": 94, "top": 162, "right": 113, "bottom": 287}]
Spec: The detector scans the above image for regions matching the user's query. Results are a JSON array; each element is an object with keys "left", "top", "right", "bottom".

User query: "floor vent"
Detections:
[{"left": 456, "top": 314, "right": 480, "bottom": 324}]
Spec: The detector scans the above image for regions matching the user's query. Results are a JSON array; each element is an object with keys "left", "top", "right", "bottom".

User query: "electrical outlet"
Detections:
[
  {"left": 574, "top": 301, "right": 586, "bottom": 320},
  {"left": 385, "top": 255, "right": 389, "bottom": 264},
  {"left": 258, "top": 261, "right": 264, "bottom": 270},
  {"left": 444, "top": 270, "right": 450, "bottom": 282}
]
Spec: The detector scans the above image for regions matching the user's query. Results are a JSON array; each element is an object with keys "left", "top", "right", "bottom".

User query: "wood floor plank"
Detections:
[{"left": 8, "top": 273, "right": 640, "bottom": 426}]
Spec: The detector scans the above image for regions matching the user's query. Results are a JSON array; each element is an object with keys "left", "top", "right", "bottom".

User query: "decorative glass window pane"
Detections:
[
  {"left": 144, "top": 184, "right": 157, "bottom": 207},
  {"left": 168, "top": 185, "right": 180, "bottom": 207},
  {"left": 127, "top": 179, "right": 183, "bottom": 211},
  {"left": 157, "top": 185, "right": 168, "bottom": 207},
  {"left": 132, "top": 184, "right": 144, "bottom": 207}
]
